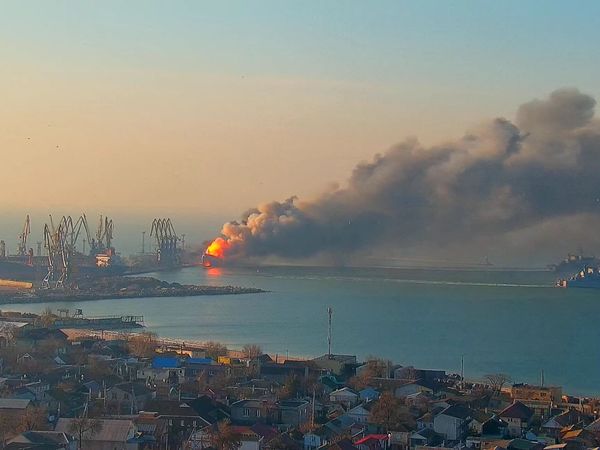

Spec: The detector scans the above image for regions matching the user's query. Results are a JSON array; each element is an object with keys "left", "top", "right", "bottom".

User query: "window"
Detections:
[{"left": 243, "top": 408, "right": 250, "bottom": 417}]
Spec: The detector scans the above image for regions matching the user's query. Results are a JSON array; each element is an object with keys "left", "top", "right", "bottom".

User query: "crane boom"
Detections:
[{"left": 17, "top": 215, "right": 31, "bottom": 256}]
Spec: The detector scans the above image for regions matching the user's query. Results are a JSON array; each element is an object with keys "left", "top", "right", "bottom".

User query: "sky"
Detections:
[{"left": 2, "top": 1, "right": 600, "bottom": 256}]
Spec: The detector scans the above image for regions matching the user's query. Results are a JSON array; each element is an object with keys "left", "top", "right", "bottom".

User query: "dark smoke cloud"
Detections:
[{"left": 216, "top": 89, "right": 600, "bottom": 265}]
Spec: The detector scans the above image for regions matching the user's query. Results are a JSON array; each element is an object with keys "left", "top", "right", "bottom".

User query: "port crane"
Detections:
[
  {"left": 17, "top": 215, "right": 31, "bottom": 257},
  {"left": 78, "top": 214, "right": 114, "bottom": 255},
  {"left": 150, "top": 218, "right": 180, "bottom": 264},
  {"left": 96, "top": 215, "right": 114, "bottom": 250},
  {"left": 42, "top": 220, "right": 69, "bottom": 289}
]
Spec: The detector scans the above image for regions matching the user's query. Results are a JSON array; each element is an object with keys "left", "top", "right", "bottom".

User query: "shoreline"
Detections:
[{"left": 63, "top": 328, "right": 598, "bottom": 399}]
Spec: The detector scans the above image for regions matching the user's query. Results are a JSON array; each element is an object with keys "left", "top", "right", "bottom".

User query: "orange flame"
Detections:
[
  {"left": 202, "top": 237, "right": 230, "bottom": 267},
  {"left": 205, "top": 237, "right": 230, "bottom": 258}
]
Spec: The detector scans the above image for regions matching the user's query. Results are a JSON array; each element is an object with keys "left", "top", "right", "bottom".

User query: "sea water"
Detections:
[{"left": 8, "top": 265, "right": 600, "bottom": 395}]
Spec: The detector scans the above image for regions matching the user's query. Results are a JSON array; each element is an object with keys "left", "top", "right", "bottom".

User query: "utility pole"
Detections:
[
  {"left": 311, "top": 388, "right": 316, "bottom": 428},
  {"left": 327, "top": 307, "right": 333, "bottom": 358},
  {"left": 460, "top": 355, "right": 465, "bottom": 388},
  {"left": 181, "top": 233, "right": 185, "bottom": 251},
  {"left": 142, "top": 231, "right": 146, "bottom": 254},
  {"left": 540, "top": 369, "right": 545, "bottom": 387}
]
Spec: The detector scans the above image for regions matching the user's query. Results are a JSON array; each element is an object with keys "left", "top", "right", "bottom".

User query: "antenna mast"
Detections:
[{"left": 327, "top": 307, "right": 333, "bottom": 358}]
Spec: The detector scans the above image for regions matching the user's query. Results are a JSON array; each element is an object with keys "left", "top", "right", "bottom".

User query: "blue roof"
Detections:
[
  {"left": 152, "top": 357, "right": 180, "bottom": 369},
  {"left": 187, "top": 358, "right": 214, "bottom": 365},
  {"left": 360, "top": 387, "right": 378, "bottom": 393}
]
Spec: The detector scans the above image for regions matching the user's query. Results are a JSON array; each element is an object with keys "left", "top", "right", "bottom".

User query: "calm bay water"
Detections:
[{"left": 8, "top": 265, "right": 600, "bottom": 395}]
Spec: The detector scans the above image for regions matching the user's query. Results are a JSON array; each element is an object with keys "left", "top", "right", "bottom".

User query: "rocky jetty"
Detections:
[{"left": 0, "top": 276, "right": 265, "bottom": 305}]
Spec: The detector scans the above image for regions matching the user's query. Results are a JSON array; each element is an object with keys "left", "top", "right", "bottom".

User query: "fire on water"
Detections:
[{"left": 202, "top": 237, "right": 230, "bottom": 268}]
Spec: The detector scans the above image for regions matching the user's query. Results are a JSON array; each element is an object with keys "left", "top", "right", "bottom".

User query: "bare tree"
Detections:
[
  {"left": 349, "top": 356, "right": 392, "bottom": 389},
  {"left": 38, "top": 307, "right": 56, "bottom": 328},
  {"left": 370, "top": 391, "right": 413, "bottom": 432},
  {"left": 204, "top": 341, "right": 228, "bottom": 360},
  {"left": 17, "top": 406, "right": 47, "bottom": 432},
  {"left": 0, "top": 412, "right": 17, "bottom": 445},
  {"left": 68, "top": 417, "right": 103, "bottom": 445},
  {"left": 207, "top": 420, "right": 242, "bottom": 450},
  {"left": 128, "top": 331, "right": 158, "bottom": 358},
  {"left": 484, "top": 373, "right": 512, "bottom": 395},
  {"left": 242, "top": 344, "right": 262, "bottom": 359}
]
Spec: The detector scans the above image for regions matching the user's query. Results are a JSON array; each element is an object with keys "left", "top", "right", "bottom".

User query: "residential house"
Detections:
[
  {"left": 510, "top": 384, "right": 561, "bottom": 419},
  {"left": 394, "top": 367, "right": 446, "bottom": 383},
  {"left": 230, "top": 399, "right": 310, "bottom": 428},
  {"left": 320, "top": 375, "right": 345, "bottom": 394},
  {"left": 346, "top": 403, "right": 374, "bottom": 424},
  {"left": 138, "top": 356, "right": 184, "bottom": 386},
  {"left": 55, "top": 418, "right": 136, "bottom": 450},
  {"left": 411, "top": 428, "right": 441, "bottom": 448},
  {"left": 183, "top": 357, "right": 231, "bottom": 386},
  {"left": 417, "top": 413, "right": 434, "bottom": 431},
  {"left": 544, "top": 443, "right": 583, "bottom": 450},
  {"left": 134, "top": 411, "right": 166, "bottom": 448},
  {"left": 187, "top": 395, "right": 230, "bottom": 425},
  {"left": 395, "top": 381, "right": 435, "bottom": 398},
  {"left": 231, "top": 399, "right": 268, "bottom": 425},
  {"left": 323, "top": 438, "right": 359, "bottom": 450},
  {"left": 106, "top": 382, "right": 155, "bottom": 413},
  {"left": 433, "top": 404, "right": 473, "bottom": 441},
  {"left": 16, "top": 329, "right": 70, "bottom": 353},
  {"left": 5, "top": 431, "right": 77, "bottom": 450},
  {"left": 561, "top": 429, "right": 598, "bottom": 448},
  {"left": 359, "top": 387, "right": 380, "bottom": 402},
  {"left": 355, "top": 434, "right": 391, "bottom": 449},
  {"left": 312, "top": 354, "right": 357, "bottom": 377},
  {"left": 259, "top": 360, "right": 317, "bottom": 384},
  {"left": 142, "top": 399, "right": 206, "bottom": 449},
  {"left": 330, "top": 387, "right": 359, "bottom": 408},
  {"left": 585, "top": 416, "right": 600, "bottom": 434},
  {"left": 12, "top": 381, "right": 50, "bottom": 402},
  {"left": 0, "top": 398, "right": 32, "bottom": 421},
  {"left": 543, "top": 410, "right": 591, "bottom": 438},
  {"left": 275, "top": 400, "right": 311, "bottom": 428},
  {"left": 231, "top": 425, "right": 263, "bottom": 450},
  {"left": 499, "top": 402, "right": 534, "bottom": 438},
  {"left": 469, "top": 410, "right": 507, "bottom": 438}
]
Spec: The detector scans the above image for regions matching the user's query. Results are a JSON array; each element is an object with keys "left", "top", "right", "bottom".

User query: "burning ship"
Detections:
[{"left": 201, "top": 237, "right": 229, "bottom": 268}]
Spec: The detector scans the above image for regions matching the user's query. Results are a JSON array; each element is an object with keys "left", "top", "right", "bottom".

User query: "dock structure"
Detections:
[{"left": 51, "top": 314, "right": 144, "bottom": 330}]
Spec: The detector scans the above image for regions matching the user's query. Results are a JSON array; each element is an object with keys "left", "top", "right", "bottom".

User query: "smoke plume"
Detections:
[{"left": 211, "top": 89, "right": 600, "bottom": 265}]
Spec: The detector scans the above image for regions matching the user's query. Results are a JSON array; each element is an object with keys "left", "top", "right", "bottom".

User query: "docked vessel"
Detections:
[
  {"left": 556, "top": 266, "right": 600, "bottom": 289},
  {"left": 550, "top": 253, "right": 600, "bottom": 275}
]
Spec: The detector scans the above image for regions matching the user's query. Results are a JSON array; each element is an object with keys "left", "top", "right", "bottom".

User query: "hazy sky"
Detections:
[{"left": 2, "top": 1, "right": 600, "bottom": 251}]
